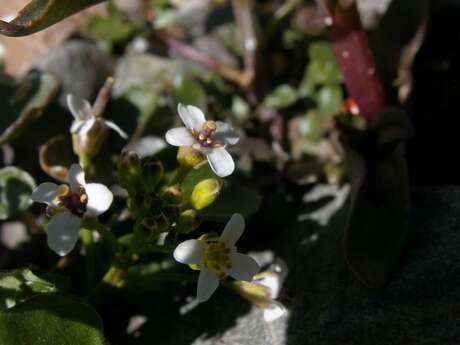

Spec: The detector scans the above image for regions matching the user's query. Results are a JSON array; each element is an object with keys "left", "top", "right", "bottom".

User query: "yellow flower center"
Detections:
[{"left": 203, "top": 241, "right": 232, "bottom": 279}]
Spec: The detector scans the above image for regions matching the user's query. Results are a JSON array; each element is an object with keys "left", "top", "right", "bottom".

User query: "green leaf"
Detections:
[
  {"left": 0, "top": 269, "right": 57, "bottom": 309},
  {"left": 172, "top": 77, "right": 207, "bottom": 110},
  {"left": 84, "top": 13, "right": 135, "bottom": 45},
  {"left": 0, "top": 294, "right": 106, "bottom": 345},
  {"left": 317, "top": 85, "right": 343, "bottom": 118},
  {"left": 263, "top": 84, "right": 299, "bottom": 109},
  {"left": 343, "top": 109, "right": 411, "bottom": 287},
  {"left": 0, "top": 167, "right": 36, "bottom": 220},
  {"left": 0, "top": 0, "right": 106, "bottom": 37},
  {"left": 200, "top": 181, "right": 262, "bottom": 221},
  {"left": 298, "top": 41, "right": 343, "bottom": 97},
  {"left": 0, "top": 72, "right": 59, "bottom": 146}
]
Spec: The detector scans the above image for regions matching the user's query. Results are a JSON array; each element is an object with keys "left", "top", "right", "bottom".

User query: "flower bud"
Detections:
[
  {"left": 118, "top": 151, "right": 141, "bottom": 191},
  {"left": 162, "top": 204, "right": 180, "bottom": 220},
  {"left": 128, "top": 193, "right": 152, "bottom": 217},
  {"left": 134, "top": 213, "right": 170, "bottom": 242},
  {"left": 161, "top": 184, "right": 183, "bottom": 205},
  {"left": 141, "top": 160, "right": 164, "bottom": 193},
  {"left": 190, "top": 178, "right": 222, "bottom": 210},
  {"left": 177, "top": 147, "right": 206, "bottom": 169},
  {"left": 72, "top": 118, "right": 109, "bottom": 156},
  {"left": 176, "top": 209, "right": 202, "bottom": 234}
]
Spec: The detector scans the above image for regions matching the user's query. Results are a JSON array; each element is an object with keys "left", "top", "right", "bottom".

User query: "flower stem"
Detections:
[
  {"left": 79, "top": 154, "right": 92, "bottom": 176},
  {"left": 80, "top": 228, "right": 96, "bottom": 291},
  {"left": 319, "top": 0, "right": 386, "bottom": 124},
  {"left": 82, "top": 218, "right": 122, "bottom": 255},
  {"left": 170, "top": 166, "right": 191, "bottom": 186}
]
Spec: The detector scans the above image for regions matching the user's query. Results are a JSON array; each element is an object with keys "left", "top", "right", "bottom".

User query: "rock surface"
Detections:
[{"left": 132, "top": 187, "right": 460, "bottom": 344}]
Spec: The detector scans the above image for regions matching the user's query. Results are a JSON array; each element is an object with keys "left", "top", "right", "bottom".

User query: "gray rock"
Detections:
[
  {"left": 140, "top": 187, "right": 460, "bottom": 345},
  {"left": 34, "top": 40, "right": 112, "bottom": 105}
]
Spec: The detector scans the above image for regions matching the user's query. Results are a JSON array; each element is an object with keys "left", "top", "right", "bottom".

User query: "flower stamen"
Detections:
[{"left": 202, "top": 241, "right": 232, "bottom": 278}]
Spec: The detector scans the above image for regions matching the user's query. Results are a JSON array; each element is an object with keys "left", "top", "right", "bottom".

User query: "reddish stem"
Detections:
[{"left": 324, "top": 1, "right": 386, "bottom": 124}]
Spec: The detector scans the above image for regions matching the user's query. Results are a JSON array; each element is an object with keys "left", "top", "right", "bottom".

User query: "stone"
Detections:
[{"left": 138, "top": 187, "right": 460, "bottom": 344}]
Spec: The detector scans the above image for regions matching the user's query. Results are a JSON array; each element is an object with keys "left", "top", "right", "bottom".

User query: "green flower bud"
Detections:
[
  {"left": 134, "top": 213, "right": 170, "bottom": 242},
  {"left": 190, "top": 178, "right": 222, "bottom": 210},
  {"left": 134, "top": 217, "right": 158, "bottom": 242},
  {"left": 118, "top": 151, "right": 141, "bottom": 191},
  {"left": 141, "top": 160, "right": 164, "bottom": 193},
  {"left": 162, "top": 204, "right": 180, "bottom": 220},
  {"left": 161, "top": 184, "right": 183, "bottom": 205},
  {"left": 177, "top": 147, "right": 206, "bottom": 169},
  {"left": 176, "top": 209, "right": 202, "bottom": 234},
  {"left": 128, "top": 193, "right": 152, "bottom": 217}
]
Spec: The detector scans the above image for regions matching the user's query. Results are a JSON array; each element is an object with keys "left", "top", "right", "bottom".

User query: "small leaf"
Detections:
[
  {"left": 0, "top": 167, "right": 36, "bottom": 220},
  {"left": 0, "top": 269, "right": 57, "bottom": 309},
  {"left": 263, "top": 84, "right": 299, "bottom": 109},
  {"left": 172, "top": 77, "right": 207, "bottom": 110},
  {"left": 0, "top": 0, "right": 106, "bottom": 37},
  {"left": 0, "top": 72, "right": 59, "bottom": 146},
  {"left": 0, "top": 294, "right": 106, "bottom": 345},
  {"left": 200, "top": 181, "right": 262, "bottom": 221}
]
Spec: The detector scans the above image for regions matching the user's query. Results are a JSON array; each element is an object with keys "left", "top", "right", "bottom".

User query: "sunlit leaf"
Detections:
[
  {"left": 0, "top": 269, "right": 56, "bottom": 309},
  {"left": 0, "top": 294, "right": 106, "bottom": 345},
  {"left": 0, "top": 0, "right": 106, "bottom": 37}
]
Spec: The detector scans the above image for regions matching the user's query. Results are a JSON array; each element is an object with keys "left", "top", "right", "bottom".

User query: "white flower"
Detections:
[
  {"left": 165, "top": 104, "right": 239, "bottom": 177},
  {"left": 173, "top": 213, "right": 260, "bottom": 302},
  {"left": 67, "top": 94, "right": 128, "bottom": 140},
  {"left": 234, "top": 258, "right": 288, "bottom": 322},
  {"left": 30, "top": 164, "right": 113, "bottom": 256}
]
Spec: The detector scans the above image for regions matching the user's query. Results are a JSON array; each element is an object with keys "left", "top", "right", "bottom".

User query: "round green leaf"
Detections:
[
  {"left": 0, "top": 167, "right": 36, "bottom": 220},
  {"left": 0, "top": 295, "right": 107, "bottom": 345}
]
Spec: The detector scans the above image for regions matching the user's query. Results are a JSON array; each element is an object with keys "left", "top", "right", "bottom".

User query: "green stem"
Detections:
[
  {"left": 170, "top": 166, "right": 191, "bottom": 186},
  {"left": 80, "top": 229, "right": 96, "bottom": 291},
  {"left": 85, "top": 264, "right": 125, "bottom": 303},
  {"left": 82, "top": 218, "right": 122, "bottom": 255},
  {"left": 79, "top": 154, "right": 92, "bottom": 176}
]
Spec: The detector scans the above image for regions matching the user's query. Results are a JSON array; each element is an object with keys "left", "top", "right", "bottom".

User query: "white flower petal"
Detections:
[
  {"left": 46, "top": 212, "right": 81, "bottom": 256},
  {"left": 165, "top": 127, "right": 197, "bottom": 147},
  {"left": 254, "top": 273, "right": 281, "bottom": 299},
  {"left": 70, "top": 120, "right": 86, "bottom": 134},
  {"left": 84, "top": 183, "right": 113, "bottom": 217},
  {"left": 219, "top": 213, "right": 245, "bottom": 247},
  {"left": 227, "top": 252, "right": 260, "bottom": 281},
  {"left": 178, "top": 103, "right": 206, "bottom": 131},
  {"left": 214, "top": 121, "right": 239, "bottom": 145},
  {"left": 67, "top": 94, "right": 93, "bottom": 121},
  {"left": 30, "top": 182, "right": 59, "bottom": 205},
  {"left": 197, "top": 269, "right": 219, "bottom": 303},
  {"left": 173, "top": 239, "right": 205, "bottom": 265},
  {"left": 263, "top": 302, "right": 286, "bottom": 322},
  {"left": 206, "top": 147, "right": 235, "bottom": 177},
  {"left": 105, "top": 120, "right": 128, "bottom": 139},
  {"left": 77, "top": 117, "right": 96, "bottom": 136},
  {"left": 68, "top": 164, "right": 86, "bottom": 190}
]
